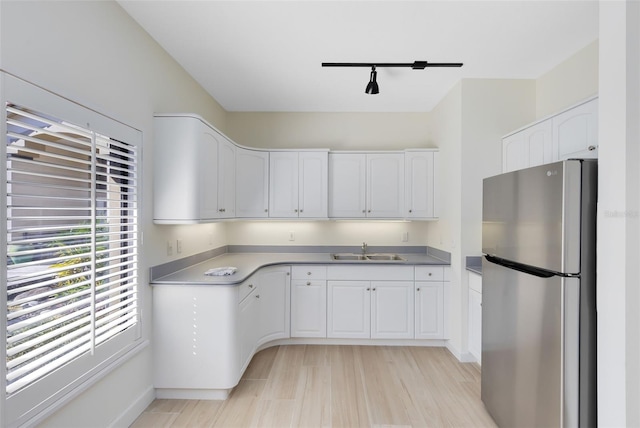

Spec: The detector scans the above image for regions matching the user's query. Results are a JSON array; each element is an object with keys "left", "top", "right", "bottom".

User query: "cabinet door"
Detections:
[
  {"left": 291, "top": 279, "right": 327, "bottom": 337},
  {"left": 217, "top": 137, "right": 236, "bottom": 218},
  {"left": 298, "top": 151, "right": 328, "bottom": 218},
  {"left": 367, "top": 153, "right": 404, "bottom": 218},
  {"left": 200, "top": 128, "right": 220, "bottom": 219},
  {"left": 328, "top": 153, "right": 366, "bottom": 218},
  {"left": 235, "top": 148, "right": 269, "bottom": 218},
  {"left": 468, "top": 288, "right": 482, "bottom": 364},
  {"left": 327, "top": 281, "right": 370, "bottom": 338},
  {"left": 405, "top": 151, "right": 435, "bottom": 219},
  {"left": 269, "top": 152, "right": 299, "bottom": 218},
  {"left": 502, "top": 133, "right": 528, "bottom": 173},
  {"left": 526, "top": 120, "right": 554, "bottom": 168},
  {"left": 258, "top": 266, "right": 291, "bottom": 344},
  {"left": 371, "top": 281, "right": 414, "bottom": 339},
  {"left": 238, "top": 287, "right": 260, "bottom": 371},
  {"left": 554, "top": 98, "right": 598, "bottom": 160},
  {"left": 502, "top": 120, "right": 553, "bottom": 173},
  {"left": 415, "top": 282, "right": 444, "bottom": 339}
]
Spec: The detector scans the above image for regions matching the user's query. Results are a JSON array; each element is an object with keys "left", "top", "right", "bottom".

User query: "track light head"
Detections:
[{"left": 365, "top": 66, "right": 379, "bottom": 95}]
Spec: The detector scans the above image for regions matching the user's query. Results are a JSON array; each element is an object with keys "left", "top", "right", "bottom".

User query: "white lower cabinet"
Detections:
[
  {"left": 415, "top": 266, "right": 448, "bottom": 339},
  {"left": 258, "top": 265, "right": 291, "bottom": 344},
  {"left": 327, "top": 281, "right": 371, "bottom": 338},
  {"left": 291, "top": 266, "right": 327, "bottom": 337},
  {"left": 238, "top": 281, "right": 260, "bottom": 371},
  {"left": 153, "top": 262, "right": 449, "bottom": 400},
  {"left": 326, "top": 265, "right": 415, "bottom": 339},
  {"left": 371, "top": 281, "right": 414, "bottom": 339},
  {"left": 468, "top": 271, "right": 482, "bottom": 363}
]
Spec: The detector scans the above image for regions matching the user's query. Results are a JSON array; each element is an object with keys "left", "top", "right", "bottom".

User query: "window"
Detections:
[{"left": 2, "top": 75, "right": 142, "bottom": 426}]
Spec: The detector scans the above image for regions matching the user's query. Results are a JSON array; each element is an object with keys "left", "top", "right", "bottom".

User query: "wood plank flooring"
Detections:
[{"left": 131, "top": 345, "right": 497, "bottom": 428}]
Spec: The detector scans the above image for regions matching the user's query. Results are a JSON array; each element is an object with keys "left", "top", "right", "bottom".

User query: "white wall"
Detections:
[
  {"left": 536, "top": 40, "right": 599, "bottom": 118},
  {"left": 0, "top": 1, "right": 227, "bottom": 426},
  {"left": 425, "top": 79, "right": 536, "bottom": 358},
  {"left": 227, "top": 112, "right": 431, "bottom": 150},
  {"left": 597, "top": 1, "right": 640, "bottom": 426}
]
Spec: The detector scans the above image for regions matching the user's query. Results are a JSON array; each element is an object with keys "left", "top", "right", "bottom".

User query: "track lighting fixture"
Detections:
[
  {"left": 322, "top": 60, "right": 463, "bottom": 95},
  {"left": 365, "top": 66, "right": 379, "bottom": 94}
]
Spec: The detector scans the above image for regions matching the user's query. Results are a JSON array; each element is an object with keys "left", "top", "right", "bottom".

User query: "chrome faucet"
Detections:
[{"left": 361, "top": 242, "right": 368, "bottom": 255}]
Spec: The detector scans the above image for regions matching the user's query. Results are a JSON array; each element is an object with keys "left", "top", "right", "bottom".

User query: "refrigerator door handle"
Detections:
[{"left": 484, "top": 254, "right": 559, "bottom": 278}]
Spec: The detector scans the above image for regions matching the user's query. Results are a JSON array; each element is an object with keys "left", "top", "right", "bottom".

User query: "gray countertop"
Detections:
[
  {"left": 151, "top": 251, "right": 449, "bottom": 286},
  {"left": 466, "top": 255, "right": 483, "bottom": 275}
]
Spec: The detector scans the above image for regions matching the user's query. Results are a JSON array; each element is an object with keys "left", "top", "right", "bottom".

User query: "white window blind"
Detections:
[{"left": 4, "top": 92, "right": 140, "bottom": 424}]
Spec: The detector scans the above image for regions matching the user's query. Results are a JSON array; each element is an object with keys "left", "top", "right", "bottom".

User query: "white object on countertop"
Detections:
[{"left": 204, "top": 267, "right": 237, "bottom": 276}]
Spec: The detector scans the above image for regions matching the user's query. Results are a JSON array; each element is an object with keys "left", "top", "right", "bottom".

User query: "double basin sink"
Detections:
[{"left": 331, "top": 253, "right": 406, "bottom": 261}]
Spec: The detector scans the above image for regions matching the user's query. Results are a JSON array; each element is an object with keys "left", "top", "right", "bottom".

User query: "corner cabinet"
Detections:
[
  {"left": 235, "top": 148, "right": 269, "bottom": 218},
  {"left": 502, "top": 97, "right": 598, "bottom": 173},
  {"left": 154, "top": 114, "right": 236, "bottom": 223}
]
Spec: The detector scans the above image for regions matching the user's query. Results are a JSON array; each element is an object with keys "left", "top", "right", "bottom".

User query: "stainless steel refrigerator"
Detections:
[{"left": 481, "top": 159, "right": 597, "bottom": 427}]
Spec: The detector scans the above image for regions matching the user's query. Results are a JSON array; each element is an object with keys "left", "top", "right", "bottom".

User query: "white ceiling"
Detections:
[{"left": 118, "top": 1, "right": 599, "bottom": 113}]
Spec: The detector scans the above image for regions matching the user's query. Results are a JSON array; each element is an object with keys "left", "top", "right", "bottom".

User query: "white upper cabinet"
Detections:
[
  {"left": 216, "top": 137, "right": 236, "bottom": 218},
  {"left": 554, "top": 98, "right": 598, "bottom": 160},
  {"left": 502, "top": 120, "right": 553, "bottom": 173},
  {"left": 154, "top": 115, "right": 236, "bottom": 223},
  {"left": 502, "top": 97, "right": 598, "bottom": 173},
  {"left": 367, "top": 153, "right": 405, "bottom": 218},
  {"left": 329, "top": 152, "right": 405, "bottom": 218},
  {"left": 235, "top": 148, "right": 269, "bottom": 218},
  {"left": 154, "top": 114, "right": 439, "bottom": 222},
  {"left": 269, "top": 151, "right": 328, "bottom": 218},
  {"left": 328, "top": 153, "right": 367, "bottom": 218},
  {"left": 405, "top": 150, "right": 438, "bottom": 219}
]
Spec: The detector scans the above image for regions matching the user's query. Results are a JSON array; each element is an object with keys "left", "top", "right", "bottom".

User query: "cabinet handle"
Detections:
[
  {"left": 428, "top": 272, "right": 432, "bottom": 276},
  {"left": 264, "top": 209, "right": 268, "bottom": 213},
  {"left": 248, "top": 283, "right": 254, "bottom": 288},
  {"left": 417, "top": 288, "right": 421, "bottom": 291},
  {"left": 300, "top": 209, "right": 304, "bottom": 213},
  {"left": 372, "top": 288, "right": 376, "bottom": 291},
  {"left": 306, "top": 281, "right": 311, "bottom": 286},
  {"left": 294, "top": 209, "right": 298, "bottom": 213},
  {"left": 307, "top": 272, "right": 312, "bottom": 275},
  {"left": 409, "top": 209, "right": 413, "bottom": 213},
  {"left": 368, "top": 210, "right": 371, "bottom": 213},
  {"left": 588, "top": 145, "right": 596, "bottom": 151},
  {"left": 256, "top": 294, "right": 260, "bottom": 299},
  {"left": 362, "top": 210, "right": 366, "bottom": 213},
  {"left": 366, "top": 288, "right": 370, "bottom": 291}
]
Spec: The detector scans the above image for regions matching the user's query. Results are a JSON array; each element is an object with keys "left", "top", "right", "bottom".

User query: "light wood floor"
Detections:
[{"left": 131, "top": 345, "right": 497, "bottom": 428}]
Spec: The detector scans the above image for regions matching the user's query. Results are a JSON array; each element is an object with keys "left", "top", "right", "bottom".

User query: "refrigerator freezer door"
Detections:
[
  {"left": 482, "top": 160, "right": 582, "bottom": 274},
  {"left": 481, "top": 258, "right": 579, "bottom": 428}
]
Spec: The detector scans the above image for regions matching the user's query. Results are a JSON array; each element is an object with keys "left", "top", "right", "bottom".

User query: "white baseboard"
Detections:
[
  {"left": 444, "top": 341, "right": 478, "bottom": 363},
  {"left": 109, "top": 385, "right": 155, "bottom": 428}
]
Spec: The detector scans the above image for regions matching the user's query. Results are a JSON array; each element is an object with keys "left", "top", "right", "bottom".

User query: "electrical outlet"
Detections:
[
  {"left": 402, "top": 232, "right": 409, "bottom": 242},
  {"left": 288, "top": 231, "right": 295, "bottom": 241},
  {"left": 176, "top": 239, "right": 183, "bottom": 254},
  {"left": 166, "top": 240, "right": 173, "bottom": 256}
]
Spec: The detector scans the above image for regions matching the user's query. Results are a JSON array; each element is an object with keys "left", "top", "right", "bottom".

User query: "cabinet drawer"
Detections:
[
  {"left": 327, "top": 265, "right": 413, "bottom": 281},
  {"left": 415, "top": 266, "right": 444, "bottom": 281},
  {"left": 238, "top": 276, "right": 259, "bottom": 302},
  {"left": 292, "top": 265, "right": 327, "bottom": 280}
]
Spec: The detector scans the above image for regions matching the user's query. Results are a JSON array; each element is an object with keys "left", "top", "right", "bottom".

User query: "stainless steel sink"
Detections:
[
  {"left": 331, "top": 253, "right": 405, "bottom": 261},
  {"left": 365, "top": 254, "right": 405, "bottom": 261},
  {"left": 331, "top": 253, "right": 368, "bottom": 260}
]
